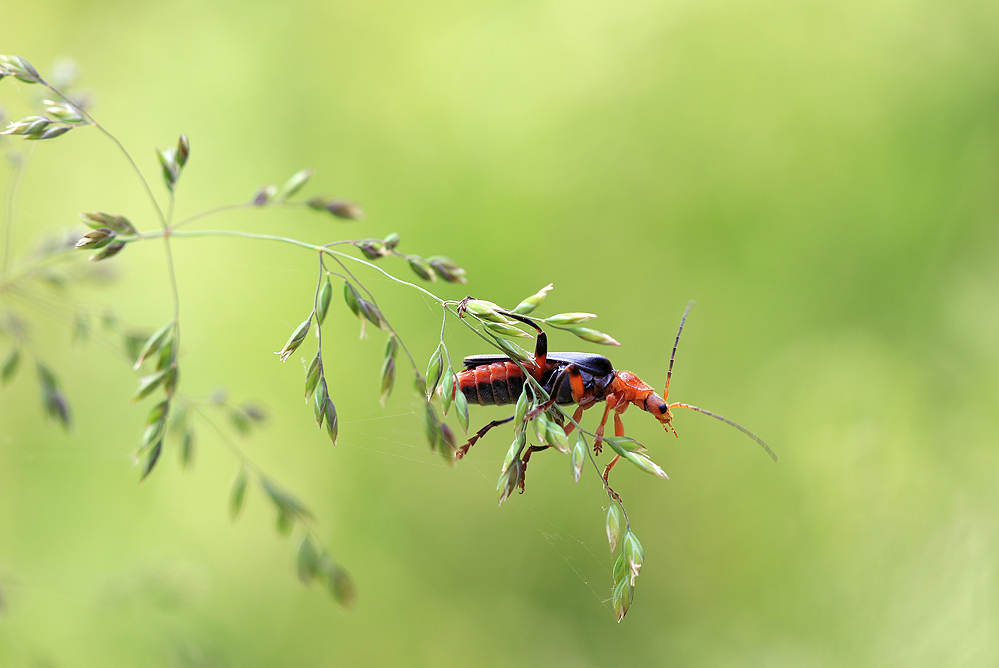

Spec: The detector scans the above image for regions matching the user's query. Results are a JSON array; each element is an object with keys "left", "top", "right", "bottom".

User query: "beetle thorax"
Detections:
[{"left": 611, "top": 371, "right": 655, "bottom": 403}]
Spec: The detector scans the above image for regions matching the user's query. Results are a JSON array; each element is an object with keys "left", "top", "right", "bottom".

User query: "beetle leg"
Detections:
[
  {"left": 602, "top": 456, "right": 624, "bottom": 505},
  {"left": 563, "top": 405, "right": 585, "bottom": 437},
  {"left": 527, "top": 363, "right": 578, "bottom": 420},
  {"left": 519, "top": 445, "right": 550, "bottom": 492},
  {"left": 602, "top": 456, "right": 622, "bottom": 483},
  {"left": 533, "top": 327, "right": 548, "bottom": 371},
  {"left": 456, "top": 415, "right": 515, "bottom": 459},
  {"left": 593, "top": 394, "right": 618, "bottom": 455},
  {"left": 600, "top": 409, "right": 628, "bottom": 495},
  {"left": 505, "top": 311, "right": 547, "bottom": 373},
  {"left": 604, "top": 404, "right": 628, "bottom": 486}
]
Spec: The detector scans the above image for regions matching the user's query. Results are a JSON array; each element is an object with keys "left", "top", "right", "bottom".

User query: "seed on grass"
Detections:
[
  {"left": 37, "top": 363, "right": 70, "bottom": 429},
  {"left": 43, "top": 101, "right": 85, "bottom": 124},
  {"left": 357, "top": 241, "right": 386, "bottom": 260},
  {"left": 512, "top": 283, "right": 554, "bottom": 315},
  {"left": 75, "top": 228, "right": 116, "bottom": 250},
  {"left": 497, "top": 458, "right": 525, "bottom": 506},
  {"left": 176, "top": 135, "right": 190, "bottom": 167},
  {"left": 1, "top": 116, "right": 49, "bottom": 136},
  {"left": 425, "top": 344, "right": 443, "bottom": 398},
  {"left": 180, "top": 428, "right": 195, "bottom": 468},
  {"left": 133, "top": 321, "right": 174, "bottom": 370},
  {"left": 407, "top": 256, "right": 434, "bottom": 282},
  {"left": 229, "top": 408, "right": 251, "bottom": 436},
  {"left": 81, "top": 212, "right": 136, "bottom": 235},
  {"left": 0, "top": 55, "right": 41, "bottom": 83},
  {"left": 142, "top": 399, "right": 170, "bottom": 448},
  {"left": 253, "top": 185, "right": 276, "bottom": 205},
  {"left": 605, "top": 437, "right": 668, "bottom": 478},
  {"left": 314, "top": 378, "right": 328, "bottom": 428},
  {"left": 261, "top": 478, "right": 313, "bottom": 522},
  {"left": 316, "top": 278, "right": 332, "bottom": 325},
  {"left": 277, "top": 317, "right": 311, "bottom": 362},
  {"left": 325, "top": 200, "right": 363, "bottom": 220},
  {"left": 326, "top": 562, "right": 356, "bottom": 608},
  {"left": 501, "top": 432, "right": 527, "bottom": 474},
  {"left": 439, "top": 422, "right": 457, "bottom": 463},
  {"left": 277, "top": 168, "right": 313, "bottom": 202},
  {"left": 531, "top": 411, "right": 549, "bottom": 445},
  {"left": 324, "top": 399, "right": 338, "bottom": 445},
  {"left": 297, "top": 537, "right": 320, "bottom": 584},
  {"left": 380, "top": 354, "right": 396, "bottom": 405},
  {"left": 424, "top": 402, "right": 440, "bottom": 451},
  {"left": 140, "top": 440, "right": 162, "bottom": 480},
  {"left": 545, "top": 421, "right": 570, "bottom": 454},
  {"left": 343, "top": 281, "right": 362, "bottom": 318},
  {"left": 306, "top": 197, "right": 362, "bottom": 219},
  {"left": 623, "top": 531, "right": 645, "bottom": 584},
  {"left": 384, "top": 334, "right": 398, "bottom": 360},
  {"left": 157, "top": 147, "right": 179, "bottom": 190},
  {"left": 304, "top": 351, "right": 322, "bottom": 399},
  {"left": 440, "top": 367, "right": 455, "bottom": 414},
  {"left": 570, "top": 435, "right": 586, "bottom": 482},
  {"left": 606, "top": 500, "right": 624, "bottom": 553},
  {"left": 461, "top": 300, "right": 511, "bottom": 323},
  {"left": 513, "top": 387, "right": 531, "bottom": 426},
  {"left": 276, "top": 510, "right": 294, "bottom": 535},
  {"left": 230, "top": 468, "right": 248, "bottom": 521},
  {"left": 568, "top": 326, "right": 620, "bottom": 346},
  {"left": 132, "top": 367, "right": 171, "bottom": 402},
  {"left": 1, "top": 348, "right": 20, "bottom": 384},
  {"left": 359, "top": 300, "right": 385, "bottom": 329},
  {"left": 89, "top": 241, "right": 126, "bottom": 262},
  {"left": 163, "top": 366, "right": 178, "bottom": 397},
  {"left": 484, "top": 321, "right": 532, "bottom": 339},
  {"left": 612, "top": 576, "right": 633, "bottom": 622},
  {"left": 427, "top": 256, "right": 466, "bottom": 284},
  {"left": 544, "top": 312, "right": 597, "bottom": 326},
  {"left": 243, "top": 404, "right": 266, "bottom": 422},
  {"left": 30, "top": 125, "right": 71, "bottom": 140},
  {"left": 454, "top": 387, "right": 469, "bottom": 433}
]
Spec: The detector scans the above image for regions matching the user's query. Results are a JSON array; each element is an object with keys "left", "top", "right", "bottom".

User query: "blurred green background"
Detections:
[{"left": 2, "top": 0, "right": 998, "bottom": 665}]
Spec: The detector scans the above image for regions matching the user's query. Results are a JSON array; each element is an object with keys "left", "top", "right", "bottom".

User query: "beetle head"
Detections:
[{"left": 643, "top": 392, "right": 674, "bottom": 431}]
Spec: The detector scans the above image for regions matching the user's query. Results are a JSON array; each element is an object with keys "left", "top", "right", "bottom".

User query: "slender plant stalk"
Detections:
[
  {"left": 142, "top": 228, "right": 445, "bottom": 303},
  {"left": 38, "top": 76, "right": 184, "bottom": 373},
  {"left": 1, "top": 144, "right": 28, "bottom": 274},
  {"left": 324, "top": 253, "right": 423, "bottom": 377}
]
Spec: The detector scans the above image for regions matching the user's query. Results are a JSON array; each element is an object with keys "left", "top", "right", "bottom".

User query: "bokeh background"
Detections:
[{"left": 2, "top": 0, "right": 998, "bottom": 665}]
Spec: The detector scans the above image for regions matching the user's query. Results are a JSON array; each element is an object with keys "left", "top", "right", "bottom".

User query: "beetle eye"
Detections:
[{"left": 658, "top": 403, "right": 667, "bottom": 413}]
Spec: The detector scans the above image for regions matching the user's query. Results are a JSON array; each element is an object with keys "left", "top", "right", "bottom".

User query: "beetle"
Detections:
[{"left": 452, "top": 302, "right": 776, "bottom": 491}]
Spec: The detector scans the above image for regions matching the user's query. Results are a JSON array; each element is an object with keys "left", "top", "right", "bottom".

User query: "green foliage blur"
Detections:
[{"left": 2, "top": 0, "right": 998, "bottom": 665}]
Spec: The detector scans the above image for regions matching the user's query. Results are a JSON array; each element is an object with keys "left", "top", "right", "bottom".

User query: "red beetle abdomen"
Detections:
[{"left": 457, "top": 361, "right": 526, "bottom": 405}]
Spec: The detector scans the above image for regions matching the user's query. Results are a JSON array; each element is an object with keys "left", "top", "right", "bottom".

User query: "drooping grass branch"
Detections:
[
  {"left": 0, "top": 54, "right": 744, "bottom": 622},
  {"left": 0, "top": 55, "right": 461, "bottom": 606}
]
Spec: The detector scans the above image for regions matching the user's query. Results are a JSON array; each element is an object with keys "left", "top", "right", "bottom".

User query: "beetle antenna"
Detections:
[
  {"left": 664, "top": 300, "right": 696, "bottom": 400},
  {"left": 668, "top": 402, "right": 778, "bottom": 463},
  {"left": 503, "top": 311, "right": 544, "bottom": 335}
]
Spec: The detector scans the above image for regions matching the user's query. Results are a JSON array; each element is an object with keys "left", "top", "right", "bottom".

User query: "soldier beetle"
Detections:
[{"left": 452, "top": 302, "right": 776, "bottom": 491}]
